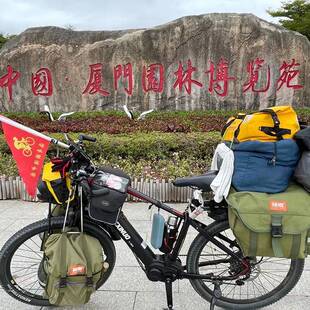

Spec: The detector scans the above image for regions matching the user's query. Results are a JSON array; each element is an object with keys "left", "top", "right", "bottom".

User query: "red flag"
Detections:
[{"left": 1, "top": 121, "right": 50, "bottom": 197}]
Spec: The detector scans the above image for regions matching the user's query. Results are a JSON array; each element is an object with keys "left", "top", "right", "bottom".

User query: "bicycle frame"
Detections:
[{"left": 106, "top": 186, "right": 246, "bottom": 282}]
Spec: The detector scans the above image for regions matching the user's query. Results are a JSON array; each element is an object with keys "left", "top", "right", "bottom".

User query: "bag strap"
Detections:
[
  {"left": 232, "top": 114, "right": 247, "bottom": 143},
  {"left": 79, "top": 187, "right": 95, "bottom": 297},
  {"left": 259, "top": 109, "right": 291, "bottom": 140},
  {"left": 53, "top": 233, "right": 68, "bottom": 305},
  {"left": 248, "top": 231, "right": 258, "bottom": 256},
  {"left": 221, "top": 118, "right": 236, "bottom": 137},
  {"left": 222, "top": 114, "right": 246, "bottom": 142},
  {"left": 80, "top": 234, "right": 95, "bottom": 279},
  {"left": 80, "top": 233, "right": 96, "bottom": 300},
  {"left": 46, "top": 181, "right": 62, "bottom": 204},
  {"left": 271, "top": 215, "right": 284, "bottom": 257},
  {"left": 233, "top": 122, "right": 243, "bottom": 143},
  {"left": 259, "top": 126, "right": 291, "bottom": 139},
  {"left": 290, "top": 234, "right": 301, "bottom": 258}
]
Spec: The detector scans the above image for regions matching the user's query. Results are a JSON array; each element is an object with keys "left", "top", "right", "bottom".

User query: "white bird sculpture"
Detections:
[
  {"left": 137, "top": 109, "right": 154, "bottom": 120},
  {"left": 42, "top": 104, "right": 55, "bottom": 121},
  {"left": 58, "top": 112, "right": 75, "bottom": 122},
  {"left": 123, "top": 105, "right": 134, "bottom": 120},
  {"left": 123, "top": 105, "right": 154, "bottom": 120}
]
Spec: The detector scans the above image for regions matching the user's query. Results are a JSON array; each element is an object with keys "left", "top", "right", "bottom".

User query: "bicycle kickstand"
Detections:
[
  {"left": 210, "top": 280, "right": 222, "bottom": 310},
  {"left": 164, "top": 278, "right": 174, "bottom": 310}
]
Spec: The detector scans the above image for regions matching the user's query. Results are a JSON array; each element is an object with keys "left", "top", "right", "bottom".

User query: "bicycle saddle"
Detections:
[{"left": 173, "top": 170, "right": 218, "bottom": 191}]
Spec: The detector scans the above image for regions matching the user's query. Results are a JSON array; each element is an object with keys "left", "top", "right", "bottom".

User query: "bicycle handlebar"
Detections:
[{"left": 79, "top": 134, "right": 97, "bottom": 143}]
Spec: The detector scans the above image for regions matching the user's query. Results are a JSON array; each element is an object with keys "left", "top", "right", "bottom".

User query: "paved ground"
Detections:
[{"left": 0, "top": 200, "right": 309, "bottom": 310}]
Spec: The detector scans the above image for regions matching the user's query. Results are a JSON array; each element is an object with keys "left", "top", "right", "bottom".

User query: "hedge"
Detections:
[
  {"left": 0, "top": 113, "right": 227, "bottom": 134},
  {"left": 0, "top": 132, "right": 221, "bottom": 160},
  {"left": 1, "top": 108, "right": 309, "bottom": 134},
  {"left": 0, "top": 132, "right": 221, "bottom": 179}
]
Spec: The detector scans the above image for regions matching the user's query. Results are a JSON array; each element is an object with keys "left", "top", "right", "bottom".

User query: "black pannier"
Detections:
[
  {"left": 88, "top": 168, "right": 130, "bottom": 225},
  {"left": 295, "top": 126, "right": 310, "bottom": 150},
  {"left": 294, "top": 127, "right": 310, "bottom": 192}
]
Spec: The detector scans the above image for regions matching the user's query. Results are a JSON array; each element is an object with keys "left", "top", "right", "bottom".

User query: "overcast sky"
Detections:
[{"left": 0, "top": 0, "right": 284, "bottom": 35}]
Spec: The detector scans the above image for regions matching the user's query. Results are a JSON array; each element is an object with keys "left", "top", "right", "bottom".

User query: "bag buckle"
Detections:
[
  {"left": 59, "top": 277, "right": 67, "bottom": 288},
  {"left": 268, "top": 156, "right": 276, "bottom": 166},
  {"left": 86, "top": 277, "right": 93, "bottom": 287},
  {"left": 271, "top": 224, "right": 283, "bottom": 238}
]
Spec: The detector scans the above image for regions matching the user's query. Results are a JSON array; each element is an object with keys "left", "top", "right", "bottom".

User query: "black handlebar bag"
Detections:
[{"left": 88, "top": 170, "right": 130, "bottom": 225}]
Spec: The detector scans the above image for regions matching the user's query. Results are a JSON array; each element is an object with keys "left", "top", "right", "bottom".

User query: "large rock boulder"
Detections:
[{"left": 0, "top": 13, "right": 309, "bottom": 112}]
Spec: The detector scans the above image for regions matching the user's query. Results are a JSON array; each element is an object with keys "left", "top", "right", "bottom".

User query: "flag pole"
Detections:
[{"left": 0, "top": 115, "right": 69, "bottom": 149}]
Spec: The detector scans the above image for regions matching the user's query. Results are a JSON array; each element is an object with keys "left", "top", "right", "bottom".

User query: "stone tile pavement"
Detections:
[{"left": 0, "top": 200, "right": 309, "bottom": 309}]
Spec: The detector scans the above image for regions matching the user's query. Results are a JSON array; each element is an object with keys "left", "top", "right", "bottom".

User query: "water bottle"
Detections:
[
  {"left": 159, "top": 216, "right": 178, "bottom": 254},
  {"left": 150, "top": 213, "right": 165, "bottom": 249}
]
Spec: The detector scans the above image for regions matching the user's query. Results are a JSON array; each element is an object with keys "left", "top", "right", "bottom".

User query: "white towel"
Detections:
[{"left": 210, "top": 143, "right": 234, "bottom": 202}]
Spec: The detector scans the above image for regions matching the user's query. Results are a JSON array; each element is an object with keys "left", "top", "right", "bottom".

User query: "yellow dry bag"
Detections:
[{"left": 222, "top": 106, "right": 300, "bottom": 143}]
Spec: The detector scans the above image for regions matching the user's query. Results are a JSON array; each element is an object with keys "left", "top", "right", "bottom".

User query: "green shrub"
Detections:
[
  {"left": 0, "top": 153, "right": 18, "bottom": 176},
  {"left": 0, "top": 132, "right": 221, "bottom": 179},
  {"left": 2, "top": 109, "right": 310, "bottom": 134},
  {"left": 46, "top": 132, "right": 221, "bottom": 160},
  {"left": 1, "top": 110, "right": 237, "bottom": 120},
  {"left": 0, "top": 154, "right": 211, "bottom": 180}
]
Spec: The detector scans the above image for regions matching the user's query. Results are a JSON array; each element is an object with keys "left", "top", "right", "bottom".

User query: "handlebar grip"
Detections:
[{"left": 79, "top": 134, "right": 97, "bottom": 142}]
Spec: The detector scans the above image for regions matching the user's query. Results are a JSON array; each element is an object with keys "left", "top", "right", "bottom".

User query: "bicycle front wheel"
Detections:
[
  {"left": 187, "top": 220, "right": 304, "bottom": 309},
  {"left": 0, "top": 217, "right": 116, "bottom": 307}
]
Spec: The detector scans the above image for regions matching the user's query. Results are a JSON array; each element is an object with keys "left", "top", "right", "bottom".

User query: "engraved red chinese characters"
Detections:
[
  {"left": 206, "top": 58, "right": 235, "bottom": 97},
  {"left": 0, "top": 65, "right": 20, "bottom": 101},
  {"left": 142, "top": 63, "right": 164, "bottom": 93},
  {"left": 243, "top": 58, "right": 270, "bottom": 93},
  {"left": 114, "top": 63, "right": 133, "bottom": 95},
  {"left": 83, "top": 63, "right": 110, "bottom": 96},
  {"left": 1, "top": 122, "right": 50, "bottom": 197},
  {"left": 32, "top": 68, "right": 53, "bottom": 96},
  {"left": 277, "top": 59, "right": 303, "bottom": 91},
  {"left": 173, "top": 60, "right": 202, "bottom": 95}
]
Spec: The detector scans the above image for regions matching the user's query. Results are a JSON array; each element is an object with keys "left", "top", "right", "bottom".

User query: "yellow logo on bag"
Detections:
[{"left": 13, "top": 137, "right": 35, "bottom": 157}]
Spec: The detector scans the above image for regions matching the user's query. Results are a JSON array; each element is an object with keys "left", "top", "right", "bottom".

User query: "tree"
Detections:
[
  {"left": 0, "top": 34, "right": 8, "bottom": 49},
  {"left": 267, "top": 0, "right": 310, "bottom": 40},
  {"left": 64, "top": 24, "right": 75, "bottom": 31},
  {"left": 0, "top": 33, "right": 16, "bottom": 49}
]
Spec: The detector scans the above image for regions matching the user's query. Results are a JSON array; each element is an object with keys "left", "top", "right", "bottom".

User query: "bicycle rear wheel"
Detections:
[
  {"left": 0, "top": 217, "right": 116, "bottom": 307},
  {"left": 187, "top": 220, "right": 304, "bottom": 309}
]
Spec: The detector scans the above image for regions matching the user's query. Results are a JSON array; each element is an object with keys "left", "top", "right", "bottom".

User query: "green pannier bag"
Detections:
[
  {"left": 227, "top": 183, "right": 310, "bottom": 259},
  {"left": 44, "top": 232, "right": 107, "bottom": 306}
]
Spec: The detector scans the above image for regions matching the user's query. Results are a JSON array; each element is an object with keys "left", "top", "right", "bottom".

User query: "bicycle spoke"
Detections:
[
  {"left": 10, "top": 260, "right": 41, "bottom": 264},
  {"left": 29, "top": 237, "right": 41, "bottom": 249},
  {"left": 12, "top": 254, "right": 42, "bottom": 261},
  {"left": 13, "top": 270, "right": 38, "bottom": 280},
  {"left": 15, "top": 272, "right": 38, "bottom": 285},
  {"left": 11, "top": 263, "right": 38, "bottom": 272},
  {"left": 190, "top": 222, "right": 298, "bottom": 303},
  {"left": 23, "top": 279, "right": 40, "bottom": 290},
  {"left": 259, "top": 272, "right": 277, "bottom": 289},
  {"left": 20, "top": 242, "right": 43, "bottom": 258},
  {"left": 26, "top": 279, "right": 40, "bottom": 291}
]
